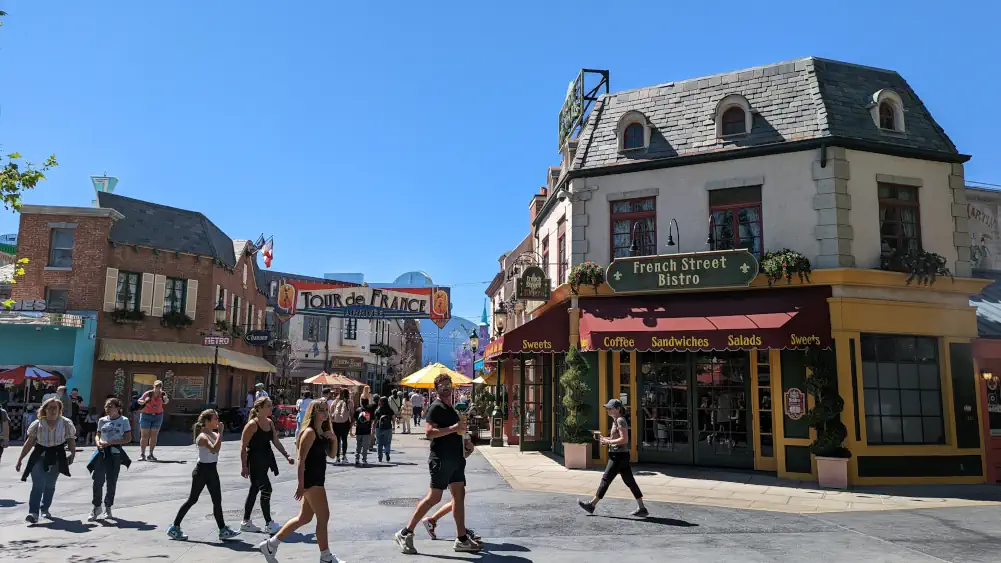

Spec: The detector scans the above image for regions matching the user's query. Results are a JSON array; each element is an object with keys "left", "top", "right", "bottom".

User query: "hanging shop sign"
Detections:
[
  {"left": 515, "top": 265, "right": 551, "bottom": 301},
  {"left": 244, "top": 330, "right": 271, "bottom": 346},
  {"left": 606, "top": 249, "right": 759, "bottom": 293},
  {"left": 203, "top": 335, "right": 231, "bottom": 346},
  {"left": 280, "top": 281, "right": 452, "bottom": 328},
  {"left": 784, "top": 388, "right": 806, "bottom": 420},
  {"left": 330, "top": 356, "right": 365, "bottom": 371}
]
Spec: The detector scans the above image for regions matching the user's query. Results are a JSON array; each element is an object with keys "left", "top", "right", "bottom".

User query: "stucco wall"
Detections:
[
  {"left": 846, "top": 150, "right": 958, "bottom": 270},
  {"left": 537, "top": 198, "right": 571, "bottom": 283}
]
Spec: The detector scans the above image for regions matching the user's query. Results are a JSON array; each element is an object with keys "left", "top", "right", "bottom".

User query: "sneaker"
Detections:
[
  {"left": 40, "top": 510, "right": 52, "bottom": 519},
  {"left": 422, "top": 517, "right": 437, "bottom": 539},
  {"left": 454, "top": 538, "right": 482, "bottom": 552},
  {"left": 88, "top": 506, "right": 101, "bottom": 522},
  {"left": 102, "top": 506, "right": 114, "bottom": 520},
  {"left": 394, "top": 529, "right": 418, "bottom": 554},
  {"left": 577, "top": 500, "right": 595, "bottom": 514},
  {"left": 257, "top": 539, "right": 279, "bottom": 563},
  {"left": 219, "top": 526, "right": 241, "bottom": 540},
  {"left": 386, "top": 455, "right": 391, "bottom": 463},
  {"left": 631, "top": 507, "right": 649, "bottom": 518},
  {"left": 241, "top": 520, "right": 262, "bottom": 532},
  {"left": 378, "top": 457, "right": 383, "bottom": 463},
  {"left": 355, "top": 460, "right": 361, "bottom": 467},
  {"left": 139, "top": 454, "right": 146, "bottom": 461},
  {"left": 319, "top": 551, "right": 346, "bottom": 563},
  {"left": 25, "top": 513, "right": 37, "bottom": 525},
  {"left": 265, "top": 520, "right": 281, "bottom": 535},
  {"left": 167, "top": 525, "right": 188, "bottom": 541},
  {"left": 466, "top": 528, "right": 482, "bottom": 542},
  {"left": 148, "top": 454, "right": 158, "bottom": 462}
]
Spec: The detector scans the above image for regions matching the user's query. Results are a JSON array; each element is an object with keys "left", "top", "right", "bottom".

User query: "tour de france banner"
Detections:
[{"left": 276, "top": 280, "right": 451, "bottom": 328}]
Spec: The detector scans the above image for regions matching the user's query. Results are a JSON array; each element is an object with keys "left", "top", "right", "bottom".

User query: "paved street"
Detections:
[{"left": 1, "top": 433, "right": 1001, "bottom": 562}]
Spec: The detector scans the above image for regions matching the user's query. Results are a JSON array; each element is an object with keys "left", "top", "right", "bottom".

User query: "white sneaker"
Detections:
[
  {"left": 319, "top": 551, "right": 346, "bottom": 563},
  {"left": 88, "top": 506, "right": 101, "bottom": 522},
  {"left": 257, "top": 538, "right": 279, "bottom": 563},
  {"left": 241, "top": 520, "right": 262, "bottom": 532},
  {"left": 265, "top": 520, "right": 281, "bottom": 535},
  {"left": 102, "top": 506, "right": 114, "bottom": 520}
]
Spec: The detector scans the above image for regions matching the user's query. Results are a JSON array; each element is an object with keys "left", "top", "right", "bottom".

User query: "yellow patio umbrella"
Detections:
[
  {"left": 472, "top": 370, "right": 498, "bottom": 385},
  {"left": 401, "top": 363, "right": 473, "bottom": 389}
]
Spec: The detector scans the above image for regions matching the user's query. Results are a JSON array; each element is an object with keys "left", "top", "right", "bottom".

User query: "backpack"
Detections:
[{"left": 377, "top": 411, "right": 394, "bottom": 431}]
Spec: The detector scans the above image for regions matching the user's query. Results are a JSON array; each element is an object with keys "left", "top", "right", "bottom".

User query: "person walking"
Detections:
[
  {"left": 330, "top": 389, "right": 352, "bottom": 465},
  {"left": 577, "top": 399, "right": 648, "bottom": 517},
  {"left": 254, "top": 383, "right": 270, "bottom": 401},
  {"left": 137, "top": 380, "right": 169, "bottom": 461},
  {"left": 15, "top": 397, "right": 78, "bottom": 524},
  {"left": 257, "top": 400, "right": 345, "bottom": 563},
  {"left": 375, "top": 397, "right": 395, "bottom": 463},
  {"left": 352, "top": 398, "right": 373, "bottom": 466},
  {"left": 241, "top": 397, "right": 295, "bottom": 535},
  {"left": 400, "top": 397, "right": 413, "bottom": 434},
  {"left": 166, "top": 409, "right": 241, "bottom": 541},
  {"left": 410, "top": 390, "right": 425, "bottom": 425},
  {"left": 390, "top": 391, "right": 403, "bottom": 431},
  {"left": 87, "top": 397, "right": 132, "bottom": 522},
  {"left": 295, "top": 391, "right": 313, "bottom": 437},
  {"left": 0, "top": 402, "right": 10, "bottom": 466},
  {"left": 421, "top": 431, "right": 478, "bottom": 542},
  {"left": 393, "top": 373, "right": 481, "bottom": 554}
]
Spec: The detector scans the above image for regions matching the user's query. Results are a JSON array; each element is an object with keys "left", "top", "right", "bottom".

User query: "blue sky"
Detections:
[{"left": 1, "top": 1, "right": 999, "bottom": 323}]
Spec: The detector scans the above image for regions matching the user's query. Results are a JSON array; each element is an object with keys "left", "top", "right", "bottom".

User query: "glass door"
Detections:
[
  {"left": 520, "top": 354, "right": 552, "bottom": 451},
  {"left": 693, "top": 351, "right": 754, "bottom": 468},
  {"left": 638, "top": 352, "right": 694, "bottom": 464}
]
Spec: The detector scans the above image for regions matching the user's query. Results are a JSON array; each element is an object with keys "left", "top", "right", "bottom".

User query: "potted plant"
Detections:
[
  {"left": 215, "top": 319, "right": 230, "bottom": 332},
  {"left": 901, "top": 249, "right": 953, "bottom": 286},
  {"left": 568, "top": 261, "right": 605, "bottom": 295},
  {"left": 110, "top": 308, "right": 145, "bottom": 324},
  {"left": 160, "top": 311, "right": 194, "bottom": 329},
  {"left": 761, "top": 249, "right": 812, "bottom": 287},
  {"left": 560, "top": 345, "right": 593, "bottom": 469},
  {"left": 804, "top": 347, "right": 851, "bottom": 488}
]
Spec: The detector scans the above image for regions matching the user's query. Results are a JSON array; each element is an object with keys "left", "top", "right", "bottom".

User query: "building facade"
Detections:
[{"left": 487, "top": 57, "right": 990, "bottom": 485}]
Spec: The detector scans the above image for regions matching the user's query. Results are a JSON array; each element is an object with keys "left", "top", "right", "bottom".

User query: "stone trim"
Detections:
[
  {"left": 875, "top": 174, "right": 923, "bottom": 187},
  {"left": 20, "top": 205, "right": 124, "bottom": 221},
  {"left": 704, "top": 175, "right": 765, "bottom": 191},
  {"left": 47, "top": 222, "right": 78, "bottom": 229},
  {"left": 950, "top": 163, "right": 971, "bottom": 276},
  {"left": 813, "top": 146, "right": 854, "bottom": 268},
  {"left": 606, "top": 187, "right": 660, "bottom": 201}
]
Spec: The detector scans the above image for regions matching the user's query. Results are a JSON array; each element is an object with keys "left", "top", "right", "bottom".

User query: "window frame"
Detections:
[
  {"left": 878, "top": 102, "right": 896, "bottom": 131},
  {"left": 163, "top": 277, "right": 187, "bottom": 315},
  {"left": 610, "top": 197, "right": 657, "bottom": 261},
  {"left": 720, "top": 107, "right": 747, "bottom": 136},
  {"left": 344, "top": 318, "right": 358, "bottom": 341},
  {"left": 622, "top": 122, "right": 645, "bottom": 150},
  {"left": 45, "top": 287, "right": 69, "bottom": 313},
  {"left": 557, "top": 226, "right": 567, "bottom": 285},
  {"left": 48, "top": 228, "right": 74, "bottom": 268},
  {"left": 115, "top": 271, "right": 142, "bottom": 312},
  {"left": 878, "top": 183, "right": 922, "bottom": 259},
  {"left": 541, "top": 234, "right": 550, "bottom": 280},
  {"left": 709, "top": 190, "right": 763, "bottom": 258}
]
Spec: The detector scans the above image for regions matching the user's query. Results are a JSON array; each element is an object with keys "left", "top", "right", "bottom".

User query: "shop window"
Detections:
[
  {"left": 132, "top": 373, "right": 158, "bottom": 397},
  {"left": 879, "top": 183, "right": 921, "bottom": 260},
  {"left": 709, "top": 186, "right": 762, "bottom": 257},
  {"left": 755, "top": 350, "right": 774, "bottom": 458},
  {"left": 344, "top": 318, "right": 358, "bottom": 341},
  {"left": 164, "top": 278, "right": 186, "bottom": 314},
  {"left": 0, "top": 283, "right": 11, "bottom": 301},
  {"left": 45, "top": 288, "right": 69, "bottom": 312},
  {"left": 47, "top": 228, "right": 74, "bottom": 268},
  {"left": 557, "top": 217, "right": 567, "bottom": 284},
  {"left": 611, "top": 197, "right": 656, "bottom": 259},
  {"left": 115, "top": 271, "right": 141, "bottom": 312},
  {"left": 861, "top": 334, "right": 944, "bottom": 445}
]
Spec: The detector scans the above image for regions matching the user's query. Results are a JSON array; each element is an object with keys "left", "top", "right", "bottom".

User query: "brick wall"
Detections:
[{"left": 12, "top": 212, "right": 113, "bottom": 309}]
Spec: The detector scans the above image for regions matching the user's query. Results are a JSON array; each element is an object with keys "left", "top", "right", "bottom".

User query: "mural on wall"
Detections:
[
  {"left": 174, "top": 376, "right": 206, "bottom": 400},
  {"left": 969, "top": 201, "right": 999, "bottom": 270}
]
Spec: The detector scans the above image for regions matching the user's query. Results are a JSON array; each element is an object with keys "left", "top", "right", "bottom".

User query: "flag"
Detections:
[
  {"left": 262, "top": 237, "right": 274, "bottom": 268},
  {"left": 254, "top": 234, "right": 266, "bottom": 250}
]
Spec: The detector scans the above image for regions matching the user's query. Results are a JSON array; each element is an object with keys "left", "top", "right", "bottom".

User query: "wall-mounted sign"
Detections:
[
  {"left": 244, "top": 330, "right": 271, "bottom": 346},
  {"left": 606, "top": 249, "right": 759, "bottom": 293},
  {"left": 784, "top": 388, "right": 806, "bottom": 420},
  {"left": 7, "top": 299, "right": 47, "bottom": 312},
  {"left": 174, "top": 376, "right": 205, "bottom": 400},
  {"left": 330, "top": 356, "right": 365, "bottom": 371},
  {"left": 282, "top": 281, "right": 451, "bottom": 328},
  {"left": 203, "top": 335, "right": 231, "bottom": 346},
  {"left": 515, "top": 266, "right": 551, "bottom": 301}
]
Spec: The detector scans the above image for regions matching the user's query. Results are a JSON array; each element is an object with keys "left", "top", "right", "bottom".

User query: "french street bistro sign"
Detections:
[
  {"left": 515, "top": 265, "right": 551, "bottom": 301},
  {"left": 606, "top": 249, "right": 759, "bottom": 294}
]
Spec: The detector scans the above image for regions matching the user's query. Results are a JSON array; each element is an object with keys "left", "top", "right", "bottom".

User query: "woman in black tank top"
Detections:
[
  {"left": 257, "top": 400, "right": 344, "bottom": 562},
  {"left": 240, "top": 397, "right": 293, "bottom": 535}
]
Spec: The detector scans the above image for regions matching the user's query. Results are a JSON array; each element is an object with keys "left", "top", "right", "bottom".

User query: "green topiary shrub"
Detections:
[{"left": 560, "top": 346, "right": 593, "bottom": 444}]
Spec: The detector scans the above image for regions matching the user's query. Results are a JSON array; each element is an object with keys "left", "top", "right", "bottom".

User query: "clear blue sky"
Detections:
[{"left": 2, "top": 1, "right": 999, "bottom": 321}]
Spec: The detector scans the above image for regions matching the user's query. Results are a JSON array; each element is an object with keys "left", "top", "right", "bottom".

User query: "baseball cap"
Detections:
[
  {"left": 603, "top": 399, "right": 623, "bottom": 409},
  {"left": 255, "top": 382, "right": 265, "bottom": 388}
]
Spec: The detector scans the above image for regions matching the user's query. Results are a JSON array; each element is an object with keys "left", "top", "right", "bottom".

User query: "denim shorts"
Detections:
[{"left": 139, "top": 412, "right": 164, "bottom": 430}]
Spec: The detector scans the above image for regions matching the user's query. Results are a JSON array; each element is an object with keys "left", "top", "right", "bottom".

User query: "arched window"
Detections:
[
  {"left": 623, "top": 123, "right": 645, "bottom": 150},
  {"left": 721, "top": 107, "right": 747, "bottom": 136},
  {"left": 879, "top": 102, "right": 896, "bottom": 130}
]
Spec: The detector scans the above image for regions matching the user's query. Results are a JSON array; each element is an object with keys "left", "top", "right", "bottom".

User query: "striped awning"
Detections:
[{"left": 99, "top": 338, "right": 276, "bottom": 373}]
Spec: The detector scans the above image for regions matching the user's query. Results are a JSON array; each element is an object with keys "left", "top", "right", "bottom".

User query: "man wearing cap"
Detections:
[
  {"left": 578, "top": 399, "right": 648, "bottom": 518},
  {"left": 254, "top": 383, "right": 269, "bottom": 402}
]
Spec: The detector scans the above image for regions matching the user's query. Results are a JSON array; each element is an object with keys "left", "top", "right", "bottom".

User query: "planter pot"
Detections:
[
  {"left": 815, "top": 456, "right": 849, "bottom": 489},
  {"left": 563, "top": 442, "right": 591, "bottom": 469}
]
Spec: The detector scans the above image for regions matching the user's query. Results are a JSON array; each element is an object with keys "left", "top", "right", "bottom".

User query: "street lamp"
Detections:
[
  {"left": 666, "top": 218, "right": 681, "bottom": 253},
  {"left": 209, "top": 298, "right": 226, "bottom": 404},
  {"left": 468, "top": 327, "right": 480, "bottom": 408},
  {"left": 493, "top": 302, "right": 507, "bottom": 336}
]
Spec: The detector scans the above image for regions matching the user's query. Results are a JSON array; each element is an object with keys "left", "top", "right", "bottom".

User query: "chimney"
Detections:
[
  {"left": 529, "top": 187, "right": 548, "bottom": 230},
  {"left": 91, "top": 175, "right": 119, "bottom": 207}
]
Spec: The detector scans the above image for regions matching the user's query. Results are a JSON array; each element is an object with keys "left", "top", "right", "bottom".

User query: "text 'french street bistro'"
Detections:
[{"left": 606, "top": 249, "right": 759, "bottom": 293}]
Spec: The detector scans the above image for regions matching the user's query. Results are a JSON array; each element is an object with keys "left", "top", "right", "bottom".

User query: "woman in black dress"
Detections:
[{"left": 257, "top": 400, "right": 344, "bottom": 563}]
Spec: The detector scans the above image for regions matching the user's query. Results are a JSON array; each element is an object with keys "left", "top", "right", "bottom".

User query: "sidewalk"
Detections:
[{"left": 478, "top": 445, "right": 1001, "bottom": 514}]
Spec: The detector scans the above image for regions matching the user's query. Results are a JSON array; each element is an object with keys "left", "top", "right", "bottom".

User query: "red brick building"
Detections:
[{"left": 13, "top": 193, "right": 274, "bottom": 422}]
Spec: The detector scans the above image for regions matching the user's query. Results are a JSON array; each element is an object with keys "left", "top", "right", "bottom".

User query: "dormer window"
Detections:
[
  {"left": 616, "top": 110, "right": 651, "bottom": 152},
  {"left": 721, "top": 107, "right": 746, "bottom": 136},
  {"left": 623, "top": 123, "right": 645, "bottom": 150},
  {"left": 715, "top": 94, "right": 753, "bottom": 139},
  {"left": 879, "top": 102, "right": 896, "bottom": 130},
  {"left": 870, "top": 89, "right": 905, "bottom": 133}
]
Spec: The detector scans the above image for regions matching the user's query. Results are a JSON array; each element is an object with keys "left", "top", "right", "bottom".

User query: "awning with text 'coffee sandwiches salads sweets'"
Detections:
[
  {"left": 579, "top": 286, "right": 832, "bottom": 352},
  {"left": 483, "top": 301, "right": 570, "bottom": 360}
]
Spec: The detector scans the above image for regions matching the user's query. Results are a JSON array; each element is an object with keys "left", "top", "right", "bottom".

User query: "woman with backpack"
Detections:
[
  {"left": 375, "top": 396, "right": 396, "bottom": 463},
  {"left": 329, "top": 389, "right": 353, "bottom": 465}
]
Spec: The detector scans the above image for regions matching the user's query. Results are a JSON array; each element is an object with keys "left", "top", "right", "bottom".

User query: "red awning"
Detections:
[
  {"left": 579, "top": 286, "right": 832, "bottom": 352},
  {"left": 484, "top": 301, "right": 570, "bottom": 359}
]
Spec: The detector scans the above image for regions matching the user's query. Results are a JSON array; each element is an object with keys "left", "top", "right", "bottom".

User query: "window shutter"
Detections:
[
  {"left": 224, "top": 288, "right": 229, "bottom": 322},
  {"left": 243, "top": 264, "right": 248, "bottom": 288},
  {"left": 215, "top": 284, "right": 220, "bottom": 309},
  {"left": 151, "top": 275, "right": 166, "bottom": 317},
  {"left": 257, "top": 309, "right": 263, "bottom": 330},
  {"left": 140, "top": 273, "right": 155, "bottom": 315},
  {"left": 185, "top": 279, "right": 198, "bottom": 320},
  {"left": 103, "top": 268, "right": 119, "bottom": 312}
]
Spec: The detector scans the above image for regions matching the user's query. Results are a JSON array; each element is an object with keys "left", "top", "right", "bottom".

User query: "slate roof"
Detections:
[
  {"left": 971, "top": 270, "right": 1001, "bottom": 338},
  {"left": 97, "top": 192, "right": 240, "bottom": 267},
  {"left": 572, "top": 57, "right": 960, "bottom": 172}
]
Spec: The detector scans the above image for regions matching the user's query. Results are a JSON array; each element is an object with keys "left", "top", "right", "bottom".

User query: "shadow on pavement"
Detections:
[
  {"left": 34, "top": 516, "right": 92, "bottom": 534},
  {"left": 184, "top": 539, "right": 261, "bottom": 552},
  {"left": 0, "top": 499, "right": 24, "bottom": 508},
  {"left": 143, "top": 459, "right": 188, "bottom": 465},
  {"left": 278, "top": 530, "right": 316, "bottom": 544},
  {"left": 96, "top": 517, "right": 158, "bottom": 531},
  {"left": 595, "top": 514, "right": 698, "bottom": 527}
]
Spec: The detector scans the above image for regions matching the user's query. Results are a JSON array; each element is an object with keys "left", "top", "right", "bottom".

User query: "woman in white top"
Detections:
[
  {"left": 166, "top": 409, "right": 241, "bottom": 542},
  {"left": 296, "top": 391, "right": 313, "bottom": 437},
  {"left": 14, "top": 397, "right": 77, "bottom": 525}
]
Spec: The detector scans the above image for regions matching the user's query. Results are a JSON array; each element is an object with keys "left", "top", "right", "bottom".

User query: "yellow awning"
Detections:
[{"left": 100, "top": 338, "right": 276, "bottom": 373}]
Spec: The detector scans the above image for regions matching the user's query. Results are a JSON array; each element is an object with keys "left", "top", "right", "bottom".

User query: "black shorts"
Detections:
[{"left": 429, "top": 457, "right": 465, "bottom": 490}]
